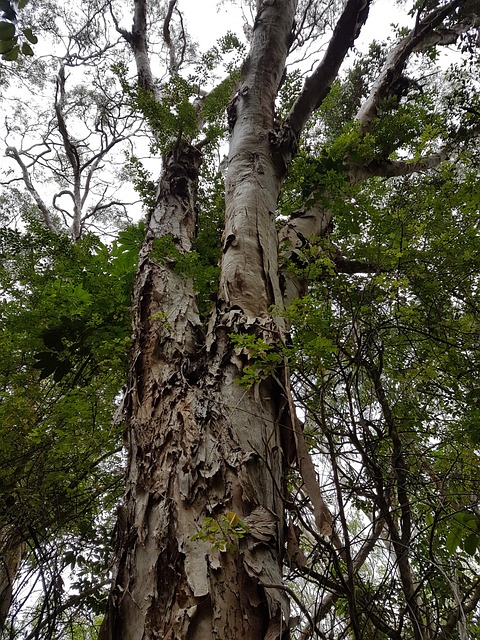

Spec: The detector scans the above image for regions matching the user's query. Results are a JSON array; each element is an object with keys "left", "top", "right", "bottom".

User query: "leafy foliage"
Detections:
[
  {"left": 0, "top": 217, "right": 136, "bottom": 636},
  {"left": 280, "top": 155, "right": 480, "bottom": 637},
  {"left": 192, "top": 511, "right": 249, "bottom": 553},
  {"left": 0, "top": 0, "right": 37, "bottom": 61},
  {"left": 2, "top": 0, "right": 480, "bottom": 638}
]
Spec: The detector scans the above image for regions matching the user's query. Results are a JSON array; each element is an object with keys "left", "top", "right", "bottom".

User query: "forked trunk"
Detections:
[
  {"left": 100, "top": 3, "right": 300, "bottom": 638},
  {"left": 101, "top": 141, "right": 293, "bottom": 639}
]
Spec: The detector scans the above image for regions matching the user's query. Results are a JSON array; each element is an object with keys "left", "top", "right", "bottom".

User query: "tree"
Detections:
[
  {"left": 1, "top": 0, "right": 480, "bottom": 638},
  {"left": 0, "top": 3, "right": 141, "bottom": 633},
  {"left": 95, "top": 1, "right": 480, "bottom": 639}
]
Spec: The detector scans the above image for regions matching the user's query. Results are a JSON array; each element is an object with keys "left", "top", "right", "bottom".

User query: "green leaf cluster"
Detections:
[
  {"left": 445, "top": 512, "right": 480, "bottom": 556},
  {"left": 229, "top": 333, "right": 284, "bottom": 388},
  {"left": 283, "top": 152, "right": 480, "bottom": 632},
  {"left": 0, "top": 216, "right": 136, "bottom": 632},
  {"left": 0, "top": 0, "right": 37, "bottom": 60},
  {"left": 125, "top": 156, "right": 157, "bottom": 212},
  {"left": 192, "top": 511, "right": 249, "bottom": 553}
]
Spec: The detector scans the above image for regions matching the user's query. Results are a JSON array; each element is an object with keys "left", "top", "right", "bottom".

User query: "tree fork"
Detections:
[{"left": 101, "top": 131, "right": 292, "bottom": 638}]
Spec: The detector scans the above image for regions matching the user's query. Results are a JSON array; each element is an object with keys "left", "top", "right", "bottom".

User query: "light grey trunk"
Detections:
[{"left": 101, "top": 86, "right": 294, "bottom": 640}]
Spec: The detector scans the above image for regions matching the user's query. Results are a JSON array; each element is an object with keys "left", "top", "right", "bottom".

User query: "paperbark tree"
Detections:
[{"left": 101, "top": 1, "right": 480, "bottom": 639}]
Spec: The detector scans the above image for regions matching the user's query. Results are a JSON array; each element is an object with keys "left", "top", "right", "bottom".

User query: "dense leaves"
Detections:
[
  {"left": 0, "top": 0, "right": 37, "bottom": 61},
  {"left": 0, "top": 218, "right": 137, "bottom": 637}
]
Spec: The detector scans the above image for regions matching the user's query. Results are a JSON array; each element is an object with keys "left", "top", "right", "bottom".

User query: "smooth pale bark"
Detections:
[{"left": 220, "top": 0, "right": 297, "bottom": 316}]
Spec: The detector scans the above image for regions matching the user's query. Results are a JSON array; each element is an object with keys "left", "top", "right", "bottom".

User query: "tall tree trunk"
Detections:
[
  {"left": 101, "top": 3, "right": 298, "bottom": 636},
  {"left": 101, "top": 1, "right": 372, "bottom": 637},
  {"left": 101, "top": 134, "right": 293, "bottom": 638},
  {"left": 0, "top": 528, "right": 25, "bottom": 631}
]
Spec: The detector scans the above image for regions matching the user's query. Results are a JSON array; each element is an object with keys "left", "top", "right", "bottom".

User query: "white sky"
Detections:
[{"left": 178, "top": 0, "right": 407, "bottom": 52}]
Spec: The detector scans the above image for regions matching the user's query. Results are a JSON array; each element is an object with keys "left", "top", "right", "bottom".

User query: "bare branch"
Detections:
[
  {"left": 163, "top": 0, "right": 177, "bottom": 48},
  {"left": 109, "top": 0, "right": 133, "bottom": 44},
  {"left": 127, "top": 0, "right": 156, "bottom": 95},
  {"left": 298, "top": 517, "right": 387, "bottom": 639},
  {"left": 5, "top": 147, "right": 57, "bottom": 233},
  {"left": 55, "top": 65, "right": 80, "bottom": 176}
]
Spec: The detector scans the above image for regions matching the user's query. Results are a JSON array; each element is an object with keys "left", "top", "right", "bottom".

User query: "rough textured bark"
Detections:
[
  {"left": 100, "top": 1, "right": 380, "bottom": 637},
  {"left": 100, "top": 2, "right": 309, "bottom": 637},
  {"left": 100, "top": 1, "right": 302, "bottom": 634},
  {"left": 101, "top": 143, "right": 291, "bottom": 639},
  {"left": 0, "top": 529, "right": 25, "bottom": 631}
]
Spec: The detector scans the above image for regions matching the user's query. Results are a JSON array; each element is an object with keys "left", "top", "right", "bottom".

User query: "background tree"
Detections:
[{"left": 0, "top": 2, "right": 143, "bottom": 635}]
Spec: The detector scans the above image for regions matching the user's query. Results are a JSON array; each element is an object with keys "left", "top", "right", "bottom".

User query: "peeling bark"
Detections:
[
  {"left": 0, "top": 528, "right": 25, "bottom": 632},
  {"left": 101, "top": 6, "right": 302, "bottom": 638},
  {"left": 102, "top": 134, "right": 291, "bottom": 638}
]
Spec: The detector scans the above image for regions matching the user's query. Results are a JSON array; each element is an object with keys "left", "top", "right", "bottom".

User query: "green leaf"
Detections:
[
  {"left": 0, "top": 1, "right": 15, "bottom": 22},
  {"left": 2, "top": 42, "right": 18, "bottom": 60},
  {"left": 33, "top": 351, "right": 61, "bottom": 379},
  {"left": 53, "top": 359, "right": 72, "bottom": 382},
  {"left": 0, "top": 20, "right": 15, "bottom": 40},
  {"left": 445, "top": 527, "right": 463, "bottom": 554},
  {"left": 41, "top": 328, "right": 65, "bottom": 352},
  {"left": 22, "top": 27, "right": 37, "bottom": 44},
  {"left": 21, "top": 41, "right": 33, "bottom": 55},
  {"left": 0, "top": 36, "right": 14, "bottom": 53},
  {"left": 464, "top": 533, "right": 479, "bottom": 557},
  {"left": 18, "top": 0, "right": 30, "bottom": 8}
]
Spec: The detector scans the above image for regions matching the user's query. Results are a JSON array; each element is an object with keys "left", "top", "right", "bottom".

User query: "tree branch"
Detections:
[
  {"left": 437, "top": 580, "right": 480, "bottom": 640},
  {"left": 349, "top": 148, "right": 449, "bottom": 183},
  {"left": 22, "top": 581, "right": 110, "bottom": 640},
  {"left": 162, "top": 0, "right": 185, "bottom": 74},
  {"left": 5, "top": 147, "right": 57, "bottom": 233},
  {"left": 286, "top": 0, "right": 372, "bottom": 139},
  {"left": 356, "top": 0, "right": 478, "bottom": 130},
  {"left": 298, "top": 517, "right": 387, "bottom": 639},
  {"left": 126, "top": 0, "right": 156, "bottom": 95}
]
